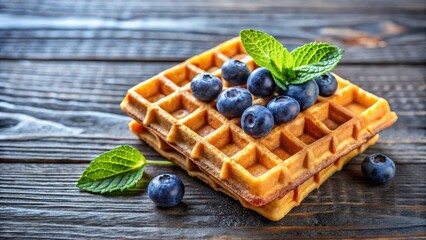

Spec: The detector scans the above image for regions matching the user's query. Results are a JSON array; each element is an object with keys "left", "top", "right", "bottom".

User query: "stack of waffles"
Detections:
[{"left": 120, "top": 37, "right": 397, "bottom": 221}]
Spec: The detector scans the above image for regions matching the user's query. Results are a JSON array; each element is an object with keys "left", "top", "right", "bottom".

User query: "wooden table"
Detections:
[{"left": 1, "top": 1, "right": 425, "bottom": 238}]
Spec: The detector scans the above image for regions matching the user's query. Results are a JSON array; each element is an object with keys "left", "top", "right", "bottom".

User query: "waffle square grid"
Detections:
[{"left": 121, "top": 37, "right": 397, "bottom": 218}]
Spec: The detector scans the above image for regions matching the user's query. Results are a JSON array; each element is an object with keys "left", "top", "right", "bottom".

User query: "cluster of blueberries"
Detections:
[{"left": 190, "top": 59, "right": 338, "bottom": 138}]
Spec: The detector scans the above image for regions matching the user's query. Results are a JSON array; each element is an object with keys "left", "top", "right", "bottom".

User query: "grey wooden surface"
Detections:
[{"left": 0, "top": 0, "right": 425, "bottom": 239}]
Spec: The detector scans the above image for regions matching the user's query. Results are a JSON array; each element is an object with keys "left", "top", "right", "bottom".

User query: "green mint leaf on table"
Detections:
[
  {"left": 240, "top": 29, "right": 343, "bottom": 90},
  {"left": 77, "top": 145, "right": 174, "bottom": 194}
]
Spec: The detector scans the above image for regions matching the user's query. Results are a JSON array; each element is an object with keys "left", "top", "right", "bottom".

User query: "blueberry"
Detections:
[
  {"left": 147, "top": 174, "right": 185, "bottom": 207},
  {"left": 313, "top": 72, "right": 338, "bottom": 97},
  {"left": 216, "top": 87, "right": 252, "bottom": 118},
  {"left": 267, "top": 96, "right": 300, "bottom": 124},
  {"left": 281, "top": 80, "right": 319, "bottom": 110},
  {"left": 361, "top": 153, "right": 396, "bottom": 184},
  {"left": 221, "top": 59, "right": 250, "bottom": 85},
  {"left": 241, "top": 105, "right": 274, "bottom": 138},
  {"left": 247, "top": 67, "right": 276, "bottom": 97},
  {"left": 190, "top": 73, "right": 223, "bottom": 102}
]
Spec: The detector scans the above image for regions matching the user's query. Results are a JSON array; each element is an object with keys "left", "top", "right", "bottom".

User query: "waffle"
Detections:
[
  {"left": 120, "top": 37, "right": 397, "bottom": 220},
  {"left": 130, "top": 120, "right": 378, "bottom": 221}
]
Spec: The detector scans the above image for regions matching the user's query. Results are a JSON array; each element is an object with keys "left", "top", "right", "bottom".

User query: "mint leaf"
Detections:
[
  {"left": 77, "top": 166, "right": 145, "bottom": 193},
  {"left": 290, "top": 42, "right": 343, "bottom": 84},
  {"left": 77, "top": 145, "right": 175, "bottom": 194},
  {"left": 272, "top": 72, "right": 289, "bottom": 90},
  {"left": 77, "top": 145, "right": 146, "bottom": 193},
  {"left": 282, "top": 46, "right": 293, "bottom": 70},
  {"left": 240, "top": 29, "right": 344, "bottom": 90},
  {"left": 291, "top": 42, "right": 336, "bottom": 68},
  {"left": 240, "top": 29, "right": 291, "bottom": 84}
]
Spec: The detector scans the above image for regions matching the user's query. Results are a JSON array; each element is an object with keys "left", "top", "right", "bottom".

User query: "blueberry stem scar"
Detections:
[{"left": 145, "top": 160, "right": 175, "bottom": 166}]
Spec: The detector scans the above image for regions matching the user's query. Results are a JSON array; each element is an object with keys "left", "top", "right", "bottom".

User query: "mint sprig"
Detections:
[
  {"left": 240, "top": 29, "right": 343, "bottom": 90},
  {"left": 77, "top": 145, "right": 174, "bottom": 194}
]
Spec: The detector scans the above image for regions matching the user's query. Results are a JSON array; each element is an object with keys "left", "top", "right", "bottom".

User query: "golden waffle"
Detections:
[
  {"left": 129, "top": 120, "right": 378, "bottom": 221},
  {"left": 120, "top": 37, "right": 397, "bottom": 218}
]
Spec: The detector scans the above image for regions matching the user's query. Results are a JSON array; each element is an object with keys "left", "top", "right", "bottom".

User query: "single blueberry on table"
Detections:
[
  {"left": 190, "top": 73, "right": 223, "bottom": 102},
  {"left": 281, "top": 80, "right": 319, "bottom": 110},
  {"left": 221, "top": 59, "right": 251, "bottom": 85},
  {"left": 247, "top": 67, "right": 276, "bottom": 97},
  {"left": 313, "top": 72, "right": 338, "bottom": 97},
  {"left": 267, "top": 96, "right": 300, "bottom": 124},
  {"left": 216, "top": 87, "right": 252, "bottom": 118},
  {"left": 147, "top": 174, "right": 185, "bottom": 207},
  {"left": 241, "top": 105, "right": 274, "bottom": 138},
  {"left": 361, "top": 153, "right": 396, "bottom": 184}
]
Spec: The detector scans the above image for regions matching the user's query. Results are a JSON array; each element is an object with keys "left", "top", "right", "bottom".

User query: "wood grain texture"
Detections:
[
  {"left": 1, "top": 29, "right": 425, "bottom": 63},
  {"left": 0, "top": 3, "right": 425, "bottom": 63},
  {"left": 1, "top": 37, "right": 424, "bottom": 64},
  {"left": 0, "top": 163, "right": 425, "bottom": 239},
  {"left": 0, "top": 62, "right": 425, "bottom": 162},
  {"left": 0, "top": 0, "right": 425, "bottom": 238},
  {"left": 1, "top": 0, "right": 425, "bottom": 17}
]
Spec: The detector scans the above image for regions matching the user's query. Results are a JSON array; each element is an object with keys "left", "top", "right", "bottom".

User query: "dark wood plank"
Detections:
[
  {"left": 1, "top": 35, "right": 424, "bottom": 63},
  {"left": 0, "top": 11, "right": 425, "bottom": 63},
  {"left": 0, "top": 162, "right": 425, "bottom": 239},
  {"left": 1, "top": 0, "right": 425, "bottom": 17},
  {"left": 0, "top": 61, "right": 425, "bottom": 162}
]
